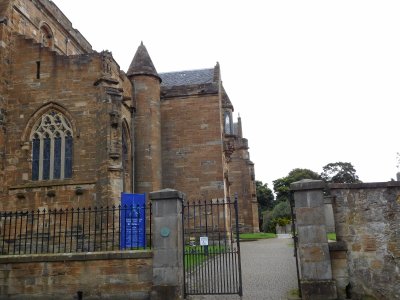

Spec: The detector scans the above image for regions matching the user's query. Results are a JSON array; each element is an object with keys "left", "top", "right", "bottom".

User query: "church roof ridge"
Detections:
[
  {"left": 159, "top": 67, "right": 216, "bottom": 87},
  {"left": 159, "top": 67, "right": 214, "bottom": 75}
]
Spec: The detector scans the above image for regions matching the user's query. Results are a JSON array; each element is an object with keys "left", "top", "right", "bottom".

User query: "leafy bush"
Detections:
[
  {"left": 270, "top": 200, "right": 291, "bottom": 219},
  {"left": 262, "top": 200, "right": 291, "bottom": 233},
  {"left": 276, "top": 217, "right": 291, "bottom": 226}
]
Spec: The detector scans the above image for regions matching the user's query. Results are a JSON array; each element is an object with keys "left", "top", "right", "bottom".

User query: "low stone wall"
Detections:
[
  {"left": 330, "top": 182, "right": 400, "bottom": 300},
  {"left": 0, "top": 250, "right": 153, "bottom": 299},
  {"left": 291, "top": 180, "right": 400, "bottom": 300}
]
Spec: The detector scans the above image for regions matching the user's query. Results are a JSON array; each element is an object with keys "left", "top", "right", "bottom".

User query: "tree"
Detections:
[
  {"left": 256, "top": 181, "right": 275, "bottom": 231},
  {"left": 256, "top": 181, "right": 275, "bottom": 210},
  {"left": 273, "top": 168, "right": 321, "bottom": 203},
  {"left": 321, "top": 162, "right": 361, "bottom": 184}
]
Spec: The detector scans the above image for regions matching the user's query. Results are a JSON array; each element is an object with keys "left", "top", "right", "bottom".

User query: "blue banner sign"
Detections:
[{"left": 120, "top": 193, "right": 146, "bottom": 249}]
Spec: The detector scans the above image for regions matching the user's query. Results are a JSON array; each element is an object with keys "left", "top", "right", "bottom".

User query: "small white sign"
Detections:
[{"left": 200, "top": 236, "right": 209, "bottom": 246}]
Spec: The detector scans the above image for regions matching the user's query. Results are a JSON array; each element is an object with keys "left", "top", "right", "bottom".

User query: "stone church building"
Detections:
[{"left": 0, "top": 0, "right": 259, "bottom": 232}]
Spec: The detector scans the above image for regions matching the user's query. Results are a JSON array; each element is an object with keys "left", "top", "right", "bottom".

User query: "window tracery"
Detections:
[{"left": 31, "top": 110, "right": 73, "bottom": 181}]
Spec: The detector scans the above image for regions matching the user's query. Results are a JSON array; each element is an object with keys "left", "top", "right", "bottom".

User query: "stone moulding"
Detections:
[
  {"left": 93, "top": 76, "right": 119, "bottom": 86},
  {"left": 0, "top": 250, "right": 153, "bottom": 264},
  {"left": 329, "top": 181, "right": 400, "bottom": 189},
  {"left": 9, "top": 180, "right": 96, "bottom": 190}
]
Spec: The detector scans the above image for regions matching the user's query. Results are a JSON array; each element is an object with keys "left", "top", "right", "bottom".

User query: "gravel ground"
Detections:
[{"left": 186, "top": 238, "right": 298, "bottom": 300}]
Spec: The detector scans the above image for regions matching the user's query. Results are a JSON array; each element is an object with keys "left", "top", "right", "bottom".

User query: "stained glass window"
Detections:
[
  {"left": 65, "top": 133, "right": 73, "bottom": 179},
  {"left": 54, "top": 133, "right": 61, "bottom": 179},
  {"left": 32, "top": 135, "right": 40, "bottom": 181},
  {"left": 43, "top": 135, "right": 51, "bottom": 180},
  {"left": 30, "top": 110, "right": 73, "bottom": 181}
]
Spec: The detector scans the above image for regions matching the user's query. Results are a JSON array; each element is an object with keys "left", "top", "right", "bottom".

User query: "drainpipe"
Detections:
[{"left": 131, "top": 107, "right": 135, "bottom": 193}]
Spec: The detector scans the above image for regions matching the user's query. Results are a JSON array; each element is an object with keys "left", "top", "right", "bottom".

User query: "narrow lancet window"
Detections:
[
  {"left": 224, "top": 111, "right": 233, "bottom": 135},
  {"left": 42, "top": 134, "right": 51, "bottom": 180},
  {"left": 65, "top": 133, "right": 73, "bottom": 179},
  {"left": 32, "top": 134, "right": 40, "bottom": 181}
]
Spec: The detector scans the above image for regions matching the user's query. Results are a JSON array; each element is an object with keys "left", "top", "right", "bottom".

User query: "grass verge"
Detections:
[
  {"left": 327, "top": 232, "right": 337, "bottom": 241},
  {"left": 239, "top": 232, "right": 276, "bottom": 240}
]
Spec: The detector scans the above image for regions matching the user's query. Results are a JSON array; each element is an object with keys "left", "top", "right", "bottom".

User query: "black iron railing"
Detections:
[{"left": 0, "top": 204, "right": 152, "bottom": 255}]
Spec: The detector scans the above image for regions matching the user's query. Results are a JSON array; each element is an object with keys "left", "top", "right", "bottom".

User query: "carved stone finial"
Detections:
[
  {"left": 223, "top": 140, "right": 235, "bottom": 162},
  {"left": 101, "top": 51, "right": 113, "bottom": 75}
]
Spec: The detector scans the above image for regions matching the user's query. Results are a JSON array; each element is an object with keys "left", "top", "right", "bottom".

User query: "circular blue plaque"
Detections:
[{"left": 160, "top": 227, "right": 170, "bottom": 237}]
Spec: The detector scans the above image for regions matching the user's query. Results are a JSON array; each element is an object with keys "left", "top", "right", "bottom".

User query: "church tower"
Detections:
[{"left": 127, "top": 42, "right": 162, "bottom": 195}]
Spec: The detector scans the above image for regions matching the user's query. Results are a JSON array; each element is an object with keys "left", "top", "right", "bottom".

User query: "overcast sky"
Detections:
[{"left": 54, "top": 0, "right": 400, "bottom": 189}]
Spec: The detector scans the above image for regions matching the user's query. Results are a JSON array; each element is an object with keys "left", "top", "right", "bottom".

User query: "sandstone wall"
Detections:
[
  {"left": 161, "top": 94, "right": 224, "bottom": 202},
  {"left": 0, "top": 16, "right": 9, "bottom": 197},
  {"left": 0, "top": 251, "right": 152, "bottom": 299},
  {"left": 5, "top": 0, "right": 92, "bottom": 55},
  {"left": 330, "top": 182, "right": 400, "bottom": 300},
  {"left": 1, "top": 32, "right": 131, "bottom": 211},
  {"left": 228, "top": 138, "right": 259, "bottom": 232}
]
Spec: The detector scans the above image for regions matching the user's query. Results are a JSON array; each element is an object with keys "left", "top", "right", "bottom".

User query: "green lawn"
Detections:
[
  {"left": 327, "top": 232, "right": 337, "bottom": 241},
  {"left": 184, "top": 245, "right": 225, "bottom": 269},
  {"left": 239, "top": 232, "right": 276, "bottom": 240}
]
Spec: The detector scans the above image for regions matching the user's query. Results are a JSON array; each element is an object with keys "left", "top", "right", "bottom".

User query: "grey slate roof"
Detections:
[{"left": 159, "top": 68, "right": 215, "bottom": 87}]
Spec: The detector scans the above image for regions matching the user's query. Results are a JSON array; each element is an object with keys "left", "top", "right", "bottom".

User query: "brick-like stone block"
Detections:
[
  {"left": 301, "top": 245, "right": 328, "bottom": 263},
  {"left": 298, "top": 225, "right": 327, "bottom": 244},
  {"left": 362, "top": 236, "right": 377, "bottom": 251},
  {"left": 296, "top": 207, "right": 325, "bottom": 226},
  {"left": 300, "top": 280, "right": 337, "bottom": 300},
  {"left": 293, "top": 190, "right": 325, "bottom": 208}
]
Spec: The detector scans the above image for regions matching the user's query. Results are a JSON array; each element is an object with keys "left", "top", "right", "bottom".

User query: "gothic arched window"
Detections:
[
  {"left": 224, "top": 111, "right": 233, "bottom": 135},
  {"left": 31, "top": 110, "right": 73, "bottom": 181}
]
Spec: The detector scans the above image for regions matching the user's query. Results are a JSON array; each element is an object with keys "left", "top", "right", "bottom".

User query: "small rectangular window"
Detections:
[{"left": 36, "top": 61, "right": 40, "bottom": 79}]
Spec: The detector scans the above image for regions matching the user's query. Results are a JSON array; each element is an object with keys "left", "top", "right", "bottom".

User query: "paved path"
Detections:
[{"left": 187, "top": 238, "right": 298, "bottom": 300}]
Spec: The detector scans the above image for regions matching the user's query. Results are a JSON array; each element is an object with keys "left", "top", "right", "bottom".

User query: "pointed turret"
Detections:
[
  {"left": 237, "top": 114, "right": 243, "bottom": 138},
  {"left": 128, "top": 42, "right": 162, "bottom": 195},
  {"left": 127, "top": 42, "right": 161, "bottom": 82}
]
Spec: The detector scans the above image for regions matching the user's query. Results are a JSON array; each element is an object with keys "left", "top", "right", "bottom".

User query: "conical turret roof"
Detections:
[{"left": 127, "top": 42, "right": 161, "bottom": 82}]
